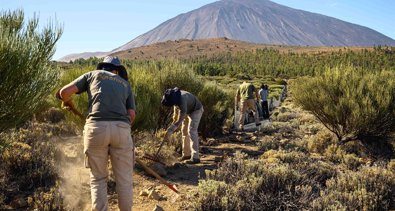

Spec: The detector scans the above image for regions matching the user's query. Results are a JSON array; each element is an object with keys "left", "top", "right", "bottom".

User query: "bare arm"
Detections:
[{"left": 59, "top": 83, "right": 79, "bottom": 102}]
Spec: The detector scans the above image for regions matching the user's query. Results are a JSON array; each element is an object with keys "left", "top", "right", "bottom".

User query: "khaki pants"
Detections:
[
  {"left": 239, "top": 99, "right": 259, "bottom": 129},
  {"left": 181, "top": 107, "right": 204, "bottom": 159},
  {"left": 83, "top": 121, "right": 134, "bottom": 211}
]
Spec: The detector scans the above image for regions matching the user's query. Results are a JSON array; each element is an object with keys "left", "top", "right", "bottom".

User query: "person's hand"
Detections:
[{"left": 61, "top": 100, "right": 74, "bottom": 111}]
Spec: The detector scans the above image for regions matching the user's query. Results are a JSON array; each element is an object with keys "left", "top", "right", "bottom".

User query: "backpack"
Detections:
[{"left": 161, "top": 87, "right": 181, "bottom": 106}]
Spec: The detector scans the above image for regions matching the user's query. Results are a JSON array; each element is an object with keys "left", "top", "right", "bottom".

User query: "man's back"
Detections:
[{"left": 73, "top": 70, "right": 135, "bottom": 123}]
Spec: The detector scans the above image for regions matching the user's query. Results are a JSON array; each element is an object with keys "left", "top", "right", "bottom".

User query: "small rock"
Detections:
[
  {"left": 139, "top": 190, "right": 149, "bottom": 196},
  {"left": 149, "top": 163, "right": 167, "bottom": 177},
  {"left": 148, "top": 190, "right": 162, "bottom": 200},
  {"left": 153, "top": 204, "right": 164, "bottom": 211}
]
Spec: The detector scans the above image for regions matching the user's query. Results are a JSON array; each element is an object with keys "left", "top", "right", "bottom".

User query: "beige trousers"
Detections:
[
  {"left": 181, "top": 107, "right": 204, "bottom": 159},
  {"left": 83, "top": 121, "right": 134, "bottom": 211},
  {"left": 239, "top": 99, "right": 259, "bottom": 129}
]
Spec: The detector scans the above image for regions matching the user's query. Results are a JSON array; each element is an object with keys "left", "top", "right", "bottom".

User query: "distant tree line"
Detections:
[
  {"left": 187, "top": 46, "right": 395, "bottom": 77},
  {"left": 71, "top": 46, "right": 395, "bottom": 78}
]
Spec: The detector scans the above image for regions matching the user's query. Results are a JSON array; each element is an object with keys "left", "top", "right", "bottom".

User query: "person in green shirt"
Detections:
[{"left": 235, "top": 81, "right": 261, "bottom": 130}]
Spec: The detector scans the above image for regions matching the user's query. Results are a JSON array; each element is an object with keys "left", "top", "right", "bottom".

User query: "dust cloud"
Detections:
[{"left": 55, "top": 136, "right": 91, "bottom": 211}]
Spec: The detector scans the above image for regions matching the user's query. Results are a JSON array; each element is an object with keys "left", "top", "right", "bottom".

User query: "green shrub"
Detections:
[
  {"left": 29, "top": 185, "right": 64, "bottom": 211},
  {"left": 0, "top": 128, "right": 59, "bottom": 191},
  {"left": 198, "top": 83, "right": 231, "bottom": 137},
  {"left": 0, "top": 10, "right": 62, "bottom": 132},
  {"left": 312, "top": 167, "right": 395, "bottom": 210},
  {"left": 191, "top": 152, "right": 317, "bottom": 210},
  {"left": 129, "top": 69, "right": 162, "bottom": 130},
  {"left": 292, "top": 66, "right": 395, "bottom": 142},
  {"left": 307, "top": 130, "right": 335, "bottom": 154}
]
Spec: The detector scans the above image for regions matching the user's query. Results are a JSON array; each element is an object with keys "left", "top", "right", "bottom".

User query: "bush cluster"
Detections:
[
  {"left": 191, "top": 150, "right": 395, "bottom": 210},
  {"left": 0, "top": 121, "right": 66, "bottom": 209},
  {"left": 292, "top": 65, "right": 395, "bottom": 142}
]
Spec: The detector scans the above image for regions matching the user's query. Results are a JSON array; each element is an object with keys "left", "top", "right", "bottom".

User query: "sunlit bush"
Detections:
[
  {"left": 292, "top": 66, "right": 395, "bottom": 142},
  {"left": 312, "top": 167, "right": 395, "bottom": 210},
  {"left": 198, "top": 83, "right": 231, "bottom": 137},
  {"left": 191, "top": 152, "right": 318, "bottom": 210},
  {"left": 0, "top": 10, "right": 62, "bottom": 132},
  {"left": 307, "top": 130, "right": 335, "bottom": 154}
]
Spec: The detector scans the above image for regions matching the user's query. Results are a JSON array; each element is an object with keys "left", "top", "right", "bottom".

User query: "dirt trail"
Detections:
[{"left": 55, "top": 126, "right": 267, "bottom": 211}]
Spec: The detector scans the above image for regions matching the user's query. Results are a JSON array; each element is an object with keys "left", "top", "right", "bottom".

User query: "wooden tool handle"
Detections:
[{"left": 136, "top": 158, "right": 179, "bottom": 194}]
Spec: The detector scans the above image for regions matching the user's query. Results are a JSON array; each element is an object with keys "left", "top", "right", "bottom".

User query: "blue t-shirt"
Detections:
[
  {"left": 72, "top": 70, "right": 136, "bottom": 124},
  {"left": 259, "top": 88, "right": 268, "bottom": 101}
]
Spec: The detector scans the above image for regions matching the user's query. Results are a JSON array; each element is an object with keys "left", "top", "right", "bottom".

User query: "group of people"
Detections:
[
  {"left": 57, "top": 56, "right": 204, "bottom": 211},
  {"left": 57, "top": 56, "right": 272, "bottom": 210},
  {"left": 235, "top": 81, "right": 270, "bottom": 131}
]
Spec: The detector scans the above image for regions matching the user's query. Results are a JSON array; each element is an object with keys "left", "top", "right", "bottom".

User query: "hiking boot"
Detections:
[
  {"left": 179, "top": 155, "right": 191, "bottom": 161},
  {"left": 184, "top": 158, "right": 200, "bottom": 164}
]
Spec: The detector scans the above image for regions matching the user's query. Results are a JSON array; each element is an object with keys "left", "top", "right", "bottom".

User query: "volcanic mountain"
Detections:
[
  {"left": 113, "top": 0, "right": 395, "bottom": 52},
  {"left": 59, "top": 0, "right": 395, "bottom": 61}
]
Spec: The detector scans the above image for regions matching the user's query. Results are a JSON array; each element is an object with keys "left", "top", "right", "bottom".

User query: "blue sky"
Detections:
[{"left": 2, "top": 0, "right": 394, "bottom": 60}]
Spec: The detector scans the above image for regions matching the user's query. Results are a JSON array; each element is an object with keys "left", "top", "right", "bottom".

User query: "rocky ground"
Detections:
[{"left": 56, "top": 129, "right": 266, "bottom": 211}]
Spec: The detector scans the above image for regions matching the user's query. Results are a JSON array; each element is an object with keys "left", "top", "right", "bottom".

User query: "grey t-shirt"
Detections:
[
  {"left": 179, "top": 90, "right": 202, "bottom": 115},
  {"left": 169, "top": 90, "right": 203, "bottom": 132},
  {"left": 72, "top": 70, "right": 136, "bottom": 124}
]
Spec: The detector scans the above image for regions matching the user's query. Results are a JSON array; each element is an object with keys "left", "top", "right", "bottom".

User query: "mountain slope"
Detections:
[
  {"left": 58, "top": 51, "right": 107, "bottom": 62},
  {"left": 113, "top": 0, "right": 395, "bottom": 52}
]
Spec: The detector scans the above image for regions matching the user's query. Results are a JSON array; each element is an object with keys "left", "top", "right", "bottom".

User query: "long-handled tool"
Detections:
[
  {"left": 62, "top": 101, "right": 179, "bottom": 194},
  {"left": 136, "top": 158, "right": 179, "bottom": 194},
  {"left": 142, "top": 137, "right": 167, "bottom": 165}
]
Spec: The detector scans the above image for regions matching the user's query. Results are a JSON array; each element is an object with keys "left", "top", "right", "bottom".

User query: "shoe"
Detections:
[
  {"left": 256, "top": 123, "right": 261, "bottom": 127},
  {"left": 179, "top": 155, "right": 191, "bottom": 161},
  {"left": 184, "top": 158, "right": 200, "bottom": 164}
]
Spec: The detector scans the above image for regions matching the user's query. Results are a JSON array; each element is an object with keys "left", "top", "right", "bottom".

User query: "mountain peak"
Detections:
[{"left": 111, "top": 0, "right": 394, "bottom": 53}]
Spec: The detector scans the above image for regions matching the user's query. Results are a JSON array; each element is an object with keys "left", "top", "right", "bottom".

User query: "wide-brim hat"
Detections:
[{"left": 97, "top": 56, "right": 126, "bottom": 71}]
